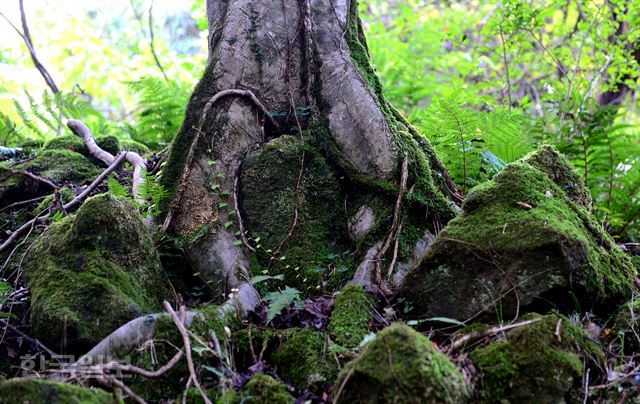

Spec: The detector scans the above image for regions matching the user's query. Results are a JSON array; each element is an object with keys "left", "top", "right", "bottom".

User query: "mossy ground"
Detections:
[
  {"left": 25, "top": 194, "right": 169, "bottom": 353},
  {"left": 399, "top": 145, "right": 637, "bottom": 321},
  {"left": 470, "top": 313, "right": 604, "bottom": 403},
  {"left": 241, "top": 373, "right": 294, "bottom": 404},
  {"left": 333, "top": 323, "right": 471, "bottom": 404},
  {"left": 328, "top": 284, "right": 374, "bottom": 348},
  {"left": 0, "top": 378, "right": 119, "bottom": 404},
  {"left": 269, "top": 328, "right": 336, "bottom": 390}
]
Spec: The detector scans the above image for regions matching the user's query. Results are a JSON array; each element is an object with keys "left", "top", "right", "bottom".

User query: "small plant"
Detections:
[{"left": 264, "top": 286, "right": 302, "bottom": 323}]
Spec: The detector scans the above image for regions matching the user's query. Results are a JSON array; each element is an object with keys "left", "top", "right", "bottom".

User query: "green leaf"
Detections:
[
  {"left": 264, "top": 286, "right": 302, "bottom": 323},
  {"left": 250, "top": 274, "right": 285, "bottom": 285}
]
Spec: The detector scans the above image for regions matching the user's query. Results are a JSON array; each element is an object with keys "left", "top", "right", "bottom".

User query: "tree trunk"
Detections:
[{"left": 159, "top": 0, "right": 458, "bottom": 300}]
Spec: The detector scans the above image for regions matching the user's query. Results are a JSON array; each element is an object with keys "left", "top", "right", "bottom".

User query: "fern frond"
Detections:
[{"left": 264, "top": 286, "right": 302, "bottom": 323}]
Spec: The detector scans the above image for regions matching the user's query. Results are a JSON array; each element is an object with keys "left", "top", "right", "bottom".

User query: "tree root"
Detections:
[
  {"left": 66, "top": 119, "right": 147, "bottom": 205},
  {"left": 72, "top": 282, "right": 259, "bottom": 366}
]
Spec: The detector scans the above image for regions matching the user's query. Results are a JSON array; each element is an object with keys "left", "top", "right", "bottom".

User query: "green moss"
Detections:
[
  {"left": 333, "top": 323, "right": 470, "bottom": 404},
  {"left": 121, "top": 139, "right": 150, "bottom": 155},
  {"left": 242, "top": 374, "right": 294, "bottom": 404},
  {"left": 270, "top": 328, "right": 336, "bottom": 390},
  {"left": 328, "top": 285, "right": 374, "bottom": 348},
  {"left": 43, "top": 135, "right": 88, "bottom": 155},
  {"left": 25, "top": 194, "right": 169, "bottom": 353},
  {"left": 17, "top": 149, "right": 101, "bottom": 184},
  {"left": 470, "top": 314, "right": 604, "bottom": 403},
  {"left": 0, "top": 378, "right": 119, "bottom": 403},
  {"left": 241, "top": 135, "right": 350, "bottom": 295},
  {"left": 33, "top": 187, "right": 75, "bottom": 215},
  {"left": 399, "top": 145, "right": 637, "bottom": 321}
]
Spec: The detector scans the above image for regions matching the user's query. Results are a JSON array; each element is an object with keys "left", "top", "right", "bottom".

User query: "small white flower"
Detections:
[{"left": 544, "top": 83, "right": 555, "bottom": 95}]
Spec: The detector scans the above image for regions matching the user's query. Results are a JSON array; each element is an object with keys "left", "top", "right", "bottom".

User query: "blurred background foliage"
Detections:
[{"left": 0, "top": 0, "right": 638, "bottom": 240}]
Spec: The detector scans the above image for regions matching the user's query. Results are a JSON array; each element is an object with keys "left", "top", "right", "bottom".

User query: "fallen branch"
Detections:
[
  {"left": 164, "top": 301, "right": 212, "bottom": 404},
  {"left": 0, "top": 195, "right": 47, "bottom": 214},
  {"left": 447, "top": 318, "right": 541, "bottom": 353},
  {"left": 19, "top": 170, "right": 59, "bottom": 190}
]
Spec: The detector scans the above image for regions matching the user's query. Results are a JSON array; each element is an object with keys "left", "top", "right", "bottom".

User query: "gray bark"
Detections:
[{"left": 161, "top": 0, "right": 456, "bottom": 297}]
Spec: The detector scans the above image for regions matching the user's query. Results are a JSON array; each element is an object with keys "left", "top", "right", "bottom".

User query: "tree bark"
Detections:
[{"left": 159, "top": 0, "right": 458, "bottom": 299}]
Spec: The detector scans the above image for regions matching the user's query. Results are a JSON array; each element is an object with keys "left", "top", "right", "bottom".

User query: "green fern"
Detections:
[
  {"left": 138, "top": 169, "right": 169, "bottom": 218},
  {"left": 414, "top": 90, "right": 531, "bottom": 194},
  {"left": 128, "top": 76, "right": 190, "bottom": 148},
  {"left": 108, "top": 176, "right": 131, "bottom": 199},
  {"left": 264, "top": 286, "right": 302, "bottom": 323}
]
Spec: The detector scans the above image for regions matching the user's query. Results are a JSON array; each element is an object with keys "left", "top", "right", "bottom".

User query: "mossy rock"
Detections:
[
  {"left": 269, "top": 328, "right": 336, "bottom": 390},
  {"left": 333, "top": 323, "right": 470, "bottom": 404},
  {"left": 240, "top": 135, "right": 350, "bottom": 296},
  {"left": 0, "top": 378, "right": 119, "bottom": 403},
  {"left": 399, "top": 145, "right": 637, "bottom": 322},
  {"left": 613, "top": 299, "right": 640, "bottom": 354},
  {"left": 120, "top": 139, "right": 150, "bottom": 155},
  {"left": 16, "top": 149, "right": 101, "bottom": 184},
  {"left": 470, "top": 313, "right": 604, "bottom": 403},
  {"left": 25, "top": 193, "right": 169, "bottom": 353},
  {"left": 241, "top": 373, "right": 294, "bottom": 404},
  {"left": 328, "top": 284, "right": 374, "bottom": 348}
]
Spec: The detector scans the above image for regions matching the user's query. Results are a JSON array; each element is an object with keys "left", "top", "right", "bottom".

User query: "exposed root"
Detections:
[
  {"left": 66, "top": 119, "right": 147, "bottom": 205},
  {"left": 73, "top": 283, "right": 259, "bottom": 366},
  {"left": 161, "top": 88, "right": 278, "bottom": 234},
  {"left": 374, "top": 153, "right": 409, "bottom": 287}
]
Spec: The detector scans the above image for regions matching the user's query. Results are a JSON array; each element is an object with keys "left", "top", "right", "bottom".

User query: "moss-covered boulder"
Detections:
[
  {"left": 333, "top": 323, "right": 470, "bottom": 403},
  {"left": 613, "top": 299, "right": 640, "bottom": 354},
  {"left": 0, "top": 378, "right": 119, "bottom": 403},
  {"left": 470, "top": 313, "right": 604, "bottom": 402},
  {"left": 269, "top": 328, "right": 336, "bottom": 390},
  {"left": 399, "top": 145, "right": 637, "bottom": 321},
  {"left": 242, "top": 373, "right": 294, "bottom": 403},
  {"left": 240, "top": 136, "right": 349, "bottom": 295},
  {"left": 328, "top": 284, "right": 374, "bottom": 348},
  {"left": 16, "top": 149, "right": 101, "bottom": 184},
  {"left": 25, "top": 193, "right": 169, "bottom": 353}
]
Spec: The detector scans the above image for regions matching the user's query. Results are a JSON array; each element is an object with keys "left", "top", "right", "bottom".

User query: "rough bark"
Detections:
[{"left": 159, "top": 0, "right": 458, "bottom": 298}]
